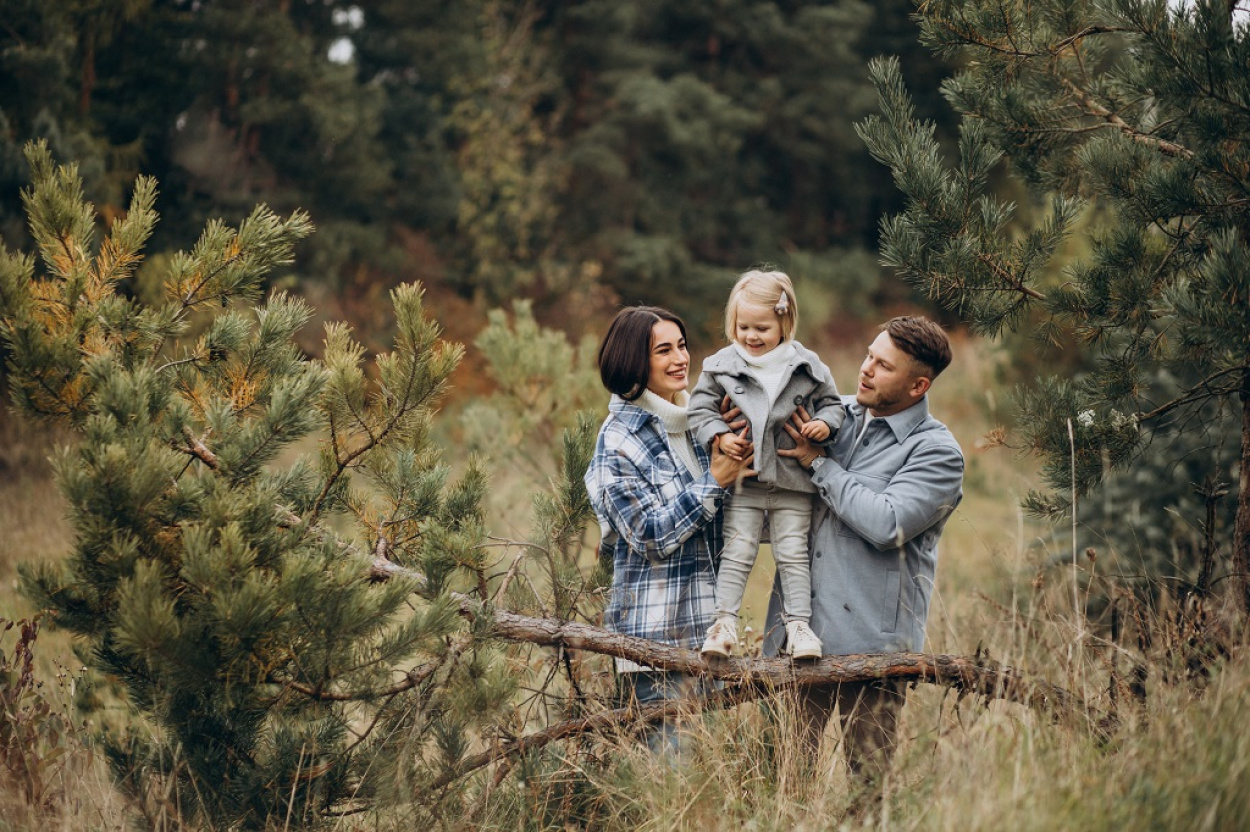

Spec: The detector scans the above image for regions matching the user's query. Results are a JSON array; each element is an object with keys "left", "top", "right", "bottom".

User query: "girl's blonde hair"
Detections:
[{"left": 724, "top": 269, "right": 798, "bottom": 343}]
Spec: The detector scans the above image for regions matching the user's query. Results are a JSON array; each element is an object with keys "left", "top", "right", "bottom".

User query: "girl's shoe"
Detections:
[
  {"left": 700, "top": 615, "right": 738, "bottom": 658},
  {"left": 786, "top": 620, "right": 823, "bottom": 660}
]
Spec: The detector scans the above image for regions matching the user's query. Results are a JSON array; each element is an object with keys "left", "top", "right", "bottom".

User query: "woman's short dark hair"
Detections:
[
  {"left": 883, "top": 316, "right": 952, "bottom": 378},
  {"left": 597, "top": 306, "right": 687, "bottom": 400}
]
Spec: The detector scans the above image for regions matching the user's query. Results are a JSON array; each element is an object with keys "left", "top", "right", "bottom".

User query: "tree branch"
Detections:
[
  {"left": 461, "top": 600, "right": 1098, "bottom": 722},
  {"left": 1136, "top": 366, "right": 1244, "bottom": 423},
  {"left": 1060, "top": 78, "right": 1193, "bottom": 159},
  {"left": 177, "top": 427, "right": 219, "bottom": 470},
  {"left": 423, "top": 682, "right": 767, "bottom": 795},
  {"left": 404, "top": 600, "right": 1111, "bottom": 798}
]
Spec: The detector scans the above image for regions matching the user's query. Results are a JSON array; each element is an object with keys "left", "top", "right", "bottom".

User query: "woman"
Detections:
[{"left": 584, "top": 306, "right": 753, "bottom": 748}]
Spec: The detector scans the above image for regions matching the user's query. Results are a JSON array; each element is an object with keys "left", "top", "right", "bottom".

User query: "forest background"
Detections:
[{"left": 1, "top": 1, "right": 1248, "bottom": 830}]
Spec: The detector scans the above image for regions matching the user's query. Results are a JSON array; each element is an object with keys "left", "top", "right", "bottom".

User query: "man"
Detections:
[{"left": 766, "top": 315, "right": 964, "bottom": 789}]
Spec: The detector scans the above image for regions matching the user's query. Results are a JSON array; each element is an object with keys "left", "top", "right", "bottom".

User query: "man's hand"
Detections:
[{"left": 777, "top": 407, "right": 825, "bottom": 469}]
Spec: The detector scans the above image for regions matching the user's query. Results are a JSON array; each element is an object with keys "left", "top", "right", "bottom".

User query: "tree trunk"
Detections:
[
  {"left": 1234, "top": 367, "right": 1250, "bottom": 616},
  {"left": 79, "top": 38, "right": 95, "bottom": 115}
]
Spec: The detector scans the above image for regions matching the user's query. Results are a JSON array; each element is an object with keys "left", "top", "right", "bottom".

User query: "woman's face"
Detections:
[
  {"left": 645, "top": 319, "right": 690, "bottom": 402},
  {"left": 734, "top": 301, "right": 783, "bottom": 356}
]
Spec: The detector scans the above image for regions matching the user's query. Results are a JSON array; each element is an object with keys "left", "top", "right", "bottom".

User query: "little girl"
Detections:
[{"left": 688, "top": 269, "right": 844, "bottom": 659}]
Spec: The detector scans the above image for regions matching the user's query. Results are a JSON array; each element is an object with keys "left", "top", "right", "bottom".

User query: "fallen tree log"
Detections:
[
  {"left": 462, "top": 598, "right": 1099, "bottom": 723},
  {"left": 359, "top": 562, "right": 1109, "bottom": 795},
  {"left": 417, "top": 598, "right": 1109, "bottom": 794}
]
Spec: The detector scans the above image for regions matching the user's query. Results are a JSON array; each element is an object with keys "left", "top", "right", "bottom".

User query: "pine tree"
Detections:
[
  {"left": 0, "top": 140, "right": 521, "bottom": 827},
  {"left": 854, "top": 1, "right": 1250, "bottom": 613},
  {"left": 548, "top": 0, "right": 894, "bottom": 329}
]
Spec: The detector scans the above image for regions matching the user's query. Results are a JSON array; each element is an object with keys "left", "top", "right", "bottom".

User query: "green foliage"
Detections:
[
  {"left": 3, "top": 0, "right": 961, "bottom": 338},
  {"left": 548, "top": 0, "right": 918, "bottom": 326},
  {"left": 856, "top": 3, "right": 1250, "bottom": 603},
  {"left": 458, "top": 300, "right": 601, "bottom": 624},
  {"left": 0, "top": 142, "right": 533, "bottom": 827},
  {"left": 464, "top": 301, "right": 601, "bottom": 465}
]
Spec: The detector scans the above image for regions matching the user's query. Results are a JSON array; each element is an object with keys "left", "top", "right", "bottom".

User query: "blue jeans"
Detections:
[{"left": 615, "top": 671, "right": 705, "bottom": 757}]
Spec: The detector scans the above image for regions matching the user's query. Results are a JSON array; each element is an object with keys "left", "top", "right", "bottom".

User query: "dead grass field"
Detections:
[{"left": 3, "top": 333, "right": 1245, "bottom": 831}]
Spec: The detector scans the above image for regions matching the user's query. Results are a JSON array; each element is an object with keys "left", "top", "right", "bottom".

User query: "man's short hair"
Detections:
[
  {"left": 883, "top": 316, "right": 952, "bottom": 379},
  {"left": 597, "top": 306, "right": 687, "bottom": 400}
]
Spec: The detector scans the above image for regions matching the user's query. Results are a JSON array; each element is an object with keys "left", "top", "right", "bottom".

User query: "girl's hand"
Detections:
[
  {"left": 718, "top": 426, "right": 751, "bottom": 460},
  {"left": 800, "top": 418, "right": 830, "bottom": 442},
  {"left": 711, "top": 433, "right": 756, "bottom": 488}
]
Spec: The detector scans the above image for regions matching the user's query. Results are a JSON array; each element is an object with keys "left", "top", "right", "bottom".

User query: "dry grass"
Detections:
[{"left": 2, "top": 334, "right": 1245, "bottom": 830}]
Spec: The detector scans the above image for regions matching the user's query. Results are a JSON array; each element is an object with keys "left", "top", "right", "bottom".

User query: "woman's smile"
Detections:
[{"left": 646, "top": 320, "right": 690, "bottom": 401}]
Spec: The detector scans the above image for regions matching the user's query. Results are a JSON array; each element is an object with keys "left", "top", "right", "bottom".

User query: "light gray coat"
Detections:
[
  {"left": 764, "top": 395, "right": 964, "bottom": 655},
  {"left": 688, "top": 341, "right": 844, "bottom": 493}
]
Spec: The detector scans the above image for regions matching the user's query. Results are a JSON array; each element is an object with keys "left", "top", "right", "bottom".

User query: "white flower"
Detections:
[
  {"left": 1077, "top": 409, "right": 1095, "bottom": 428},
  {"left": 1110, "top": 409, "right": 1138, "bottom": 431}
]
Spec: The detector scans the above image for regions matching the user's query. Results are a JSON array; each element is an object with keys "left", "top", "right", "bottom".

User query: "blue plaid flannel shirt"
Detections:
[{"left": 584, "top": 395, "right": 725, "bottom": 650}]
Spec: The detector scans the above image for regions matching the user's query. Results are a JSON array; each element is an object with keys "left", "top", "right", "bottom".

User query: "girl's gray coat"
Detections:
[{"left": 688, "top": 341, "right": 843, "bottom": 493}]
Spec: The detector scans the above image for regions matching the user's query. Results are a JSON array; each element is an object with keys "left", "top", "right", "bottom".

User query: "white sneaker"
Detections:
[
  {"left": 701, "top": 615, "right": 738, "bottom": 658},
  {"left": 786, "top": 620, "right": 822, "bottom": 660}
]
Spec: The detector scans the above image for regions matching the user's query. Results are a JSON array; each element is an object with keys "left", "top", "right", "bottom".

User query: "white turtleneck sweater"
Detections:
[
  {"left": 635, "top": 389, "right": 701, "bottom": 478},
  {"left": 733, "top": 341, "right": 795, "bottom": 405}
]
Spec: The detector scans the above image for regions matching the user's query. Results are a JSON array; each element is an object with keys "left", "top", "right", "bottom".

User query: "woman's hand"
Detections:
[
  {"left": 711, "top": 432, "right": 756, "bottom": 488},
  {"left": 777, "top": 406, "right": 825, "bottom": 469}
]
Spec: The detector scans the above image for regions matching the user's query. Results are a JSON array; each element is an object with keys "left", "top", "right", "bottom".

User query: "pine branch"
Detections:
[
  {"left": 926, "top": 13, "right": 1127, "bottom": 59},
  {"left": 1059, "top": 78, "right": 1193, "bottom": 159},
  {"left": 275, "top": 660, "right": 443, "bottom": 702},
  {"left": 176, "top": 429, "right": 220, "bottom": 471},
  {"left": 974, "top": 253, "right": 1047, "bottom": 301},
  {"left": 1135, "top": 366, "right": 1245, "bottom": 423}
]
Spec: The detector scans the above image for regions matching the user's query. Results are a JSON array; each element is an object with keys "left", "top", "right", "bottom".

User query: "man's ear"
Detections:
[{"left": 910, "top": 376, "right": 932, "bottom": 399}]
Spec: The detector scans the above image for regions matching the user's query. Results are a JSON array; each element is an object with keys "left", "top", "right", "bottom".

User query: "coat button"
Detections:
[
  {"left": 794, "top": 395, "right": 804, "bottom": 405},
  {"left": 734, "top": 385, "right": 745, "bottom": 394},
  {"left": 814, "top": 551, "right": 822, "bottom": 559}
]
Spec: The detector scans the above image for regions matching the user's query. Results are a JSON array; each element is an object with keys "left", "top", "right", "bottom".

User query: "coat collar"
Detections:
[
  {"left": 848, "top": 394, "right": 932, "bottom": 443},
  {"left": 702, "top": 341, "right": 821, "bottom": 377}
]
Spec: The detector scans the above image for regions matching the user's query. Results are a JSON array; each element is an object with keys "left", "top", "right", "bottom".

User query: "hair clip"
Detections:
[{"left": 774, "top": 293, "right": 790, "bottom": 315}]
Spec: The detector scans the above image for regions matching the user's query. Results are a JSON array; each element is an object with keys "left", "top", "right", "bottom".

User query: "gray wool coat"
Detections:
[
  {"left": 687, "top": 341, "right": 845, "bottom": 494},
  {"left": 763, "top": 395, "right": 965, "bottom": 655}
]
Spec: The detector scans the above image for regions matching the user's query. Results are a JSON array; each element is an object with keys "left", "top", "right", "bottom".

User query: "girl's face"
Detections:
[
  {"left": 646, "top": 319, "right": 689, "bottom": 401},
  {"left": 734, "top": 301, "right": 783, "bottom": 357}
]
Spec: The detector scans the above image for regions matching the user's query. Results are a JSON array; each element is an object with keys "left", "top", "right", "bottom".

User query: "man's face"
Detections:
[{"left": 856, "top": 331, "right": 930, "bottom": 417}]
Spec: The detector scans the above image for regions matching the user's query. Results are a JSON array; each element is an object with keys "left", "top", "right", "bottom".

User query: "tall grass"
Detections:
[{"left": 1, "top": 337, "right": 1246, "bottom": 830}]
